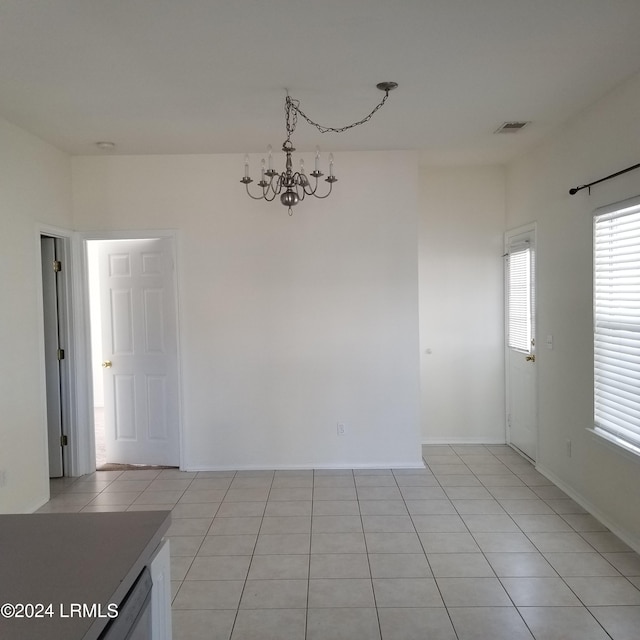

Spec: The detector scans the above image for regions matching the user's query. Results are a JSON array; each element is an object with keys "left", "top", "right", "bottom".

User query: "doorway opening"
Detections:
[{"left": 87, "top": 237, "right": 181, "bottom": 469}]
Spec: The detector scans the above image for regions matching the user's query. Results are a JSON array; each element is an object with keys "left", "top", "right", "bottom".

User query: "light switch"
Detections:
[{"left": 546, "top": 335, "right": 553, "bottom": 350}]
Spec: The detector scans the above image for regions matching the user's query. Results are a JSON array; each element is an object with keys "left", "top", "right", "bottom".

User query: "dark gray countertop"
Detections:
[{"left": 0, "top": 510, "right": 171, "bottom": 640}]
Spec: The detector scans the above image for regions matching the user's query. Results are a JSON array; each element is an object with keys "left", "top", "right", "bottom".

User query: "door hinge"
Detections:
[
  {"left": 53, "top": 260, "right": 62, "bottom": 272},
  {"left": 60, "top": 435, "right": 68, "bottom": 447},
  {"left": 57, "top": 348, "right": 65, "bottom": 361}
]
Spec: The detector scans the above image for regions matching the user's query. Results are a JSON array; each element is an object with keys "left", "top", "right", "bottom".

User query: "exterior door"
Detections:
[
  {"left": 505, "top": 225, "right": 538, "bottom": 460},
  {"left": 97, "top": 238, "right": 180, "bottom": 466}
]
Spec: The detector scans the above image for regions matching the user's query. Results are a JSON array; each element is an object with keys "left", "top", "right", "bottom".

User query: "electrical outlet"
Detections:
[{"left": 337, "top": 422, "right": 346, "bottom": 436}]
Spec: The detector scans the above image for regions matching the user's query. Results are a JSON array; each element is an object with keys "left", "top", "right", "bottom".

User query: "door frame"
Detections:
[
  {"left": 36, "top": 224, "right": 83, "bottom": 477},
  {"left": 73, "top": 229, "right": 184, "bottom": 475},
  {"left": 504, "top": 222, "right": 538, "bottom": 462}
]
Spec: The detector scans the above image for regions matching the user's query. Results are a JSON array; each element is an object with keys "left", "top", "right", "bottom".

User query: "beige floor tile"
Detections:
[
  {"left": 198, "top": 534, "right": 257, "bottom": 556},
  {"left": 240, "top": 579, "right": 308, "bottom": 609},
  {"left": 405, "top": 499, "right": 457, "bottom": 515},
  {"left": 564, "top": 577, "right": 640, "bottom": 605},
  {"left": 419, "top": 532, "right": 481, "bottom": 553},
  {"left": 484, "top": 552, "right": 557, "bottom": 577},
  {"left": 369, "top": 553, "right": 432, "bottom": 578},
  {"left": 260, "top": 516, "right": 311, "bottom": 534},
  {"left": 543, "top": 552, "right": 622, "bottom": 577},
  {"left": 248, "top": 554, "right": 310, "bottom": 580},
  {"left": 311, "top": 500, "right": 359, "bottom": 516},
  {"left": 306, "top": 607, "right": 380, "bottom": 640},
  {"left": 264, "top": 500, "right": 312, "bottom": 517},
  {"left": 359, "top": 500, "right": 409, "bottom": 515},
  {"left": 268, "top": 487, "right": 313, "bottom": 501},
  {"left": 185, "top": 555, "right": 251, "bottom": 580},
  {"left": 171, "top": 502, "right": 220, "bottom": 518},
  {"left": 362, "top": 515, "right": 415, "bottom": 533},
  {"left": 357, "top": 486, "right": 403, "bottom": 500},
  {"left": 311, "top": 515, "right": 363, "bottom": 533},
  {"left": 308, "top": 578, "right": 375, "bottom": 607},
  {"left": 519, "top": 606, "right": 610, "bottom": 640},
  {"left": 311, "top": 532, "right": 366, "bottom": 554},
  {"left": 527, "top": 532, "right": 596, "bottom": 553},
  {"left": 438, "top": 577, "right": 512, "bottom": 607},
  {"left": 166, "top": 517, "right": 213, "bottom": 536},
  {"left": 428, "top": 553, "right": 495, "bottom": 577},
  {"left": 589, "top": 605, "right": 640, "bottom": 640},
  {"left": 448, "top": 607, "right": 534, "bottom": 640},
  {"left": 373, "top": 577, "right": 443, "bottom": 607},
  {"left": 602, "top": 552, "right": 640, "bottom": 576},
  {"left": 500, "top": 577, "right": 582, "bottom": 606},
  {"left": 378, "top": 607, "right": 457, "bottom": 640},
  {"left": 215, "top": 502, "right": 266, "bottom": 517},
  {"left": 366, "top": 532, "right": 424, "bottom": 553},
  {"left": 461, "top": 514, "right": 520, "bottom": 532},
  {"left": 313, "top": 487, "right": 358, "bottom": 501},
  {"left": 208, "top": 516, "right": 262, "bottom": 535},
  {"left": 474, "top": 531, "right": 538, "bottom": 552},
  {"left": 173, "top": 580, "right": 244, "bottom": 610},
  {"left": 231, "top": 609, "right": 306, "bottom": 640},
  {"left": 309, "top": 553, "right": 370, "bottom": 579},
  {"left": 172, "top": 609, "right": 236, "bottom": 640},
  {"left": 412, "top": 515, "right": 467, "bottom": 532},
  {"left": 254, "top": 533, "right": 310, "bottom": 555}
]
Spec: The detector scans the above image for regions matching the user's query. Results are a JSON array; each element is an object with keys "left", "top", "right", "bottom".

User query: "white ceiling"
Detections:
[{"left": 1, "top": 0, "right": 640, "bottom": 164}]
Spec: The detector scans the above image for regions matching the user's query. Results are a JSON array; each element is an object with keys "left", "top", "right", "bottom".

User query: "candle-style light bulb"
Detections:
[
  {"left": 267, "top": 145, "right": 273, "bottom": 171},
  {"left": 261, "top": 158, "right": 266, "bottom": 180},
  {"left": 300, "top": 158, "right": 305, "bottom": 174},
  {"left": 244, "top": 154, "right": 250, "bottom": 179},
  {"left": 315, "top": 146, "right": 320, "bottom": 172},
  {"left": 329, "top": 153, "right": 334, "bottom": 178}
]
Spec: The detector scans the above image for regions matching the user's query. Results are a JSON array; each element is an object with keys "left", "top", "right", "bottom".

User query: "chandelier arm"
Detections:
[
  {"left": 309, "top": 181, "right": 334, "bottom": 199},
  {"left": 245, "top": 181, "right": 280, "bottom": 201},
  {"left": 291, "top": 89, "right": 392, "bottom": 134},
  {"left": 244, "top": 183, "right": 268, "bottom": 200}
]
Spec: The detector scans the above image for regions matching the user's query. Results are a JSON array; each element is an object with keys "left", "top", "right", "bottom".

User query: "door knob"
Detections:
[
  {"left": 525, "top": 354, "right": 536, "bottom": 362},
  {"left": 102, "top": 360, "right": 112, "bottom": 368}
]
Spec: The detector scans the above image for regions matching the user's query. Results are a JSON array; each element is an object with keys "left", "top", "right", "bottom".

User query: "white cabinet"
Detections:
[{"left": 150, "top": 538, "right": 172, "bottom": 640}]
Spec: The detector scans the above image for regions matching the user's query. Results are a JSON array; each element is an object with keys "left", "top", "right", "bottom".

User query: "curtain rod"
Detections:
[{"left": 569, "top": 162, "right": 640, "bottom": 195}]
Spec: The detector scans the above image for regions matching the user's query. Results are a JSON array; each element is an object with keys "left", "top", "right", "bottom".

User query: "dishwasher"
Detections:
[{"left": 98, "top": 567, "right": 152, "bottom": 640}]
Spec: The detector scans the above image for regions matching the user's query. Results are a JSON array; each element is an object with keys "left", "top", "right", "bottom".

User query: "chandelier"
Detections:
[{"left": 241, "top": 82, "right": 398, "bottom": 215}]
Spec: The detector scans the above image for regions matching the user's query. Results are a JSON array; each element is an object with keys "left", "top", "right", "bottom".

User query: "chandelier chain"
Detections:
[{"left": 285, "top": 89, "right": 392, "bottom": 136}]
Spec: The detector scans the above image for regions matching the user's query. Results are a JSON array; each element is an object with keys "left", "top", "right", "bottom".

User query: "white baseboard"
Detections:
[
  {"left": 422, "top": 437, "right": 507, "bottom": 446},
  {"left": 535, "top": 463, "right": 640, "bottom": 555}
]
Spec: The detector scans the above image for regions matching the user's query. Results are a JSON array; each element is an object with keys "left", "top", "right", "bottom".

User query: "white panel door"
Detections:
[
  {"left": 505, "top": 226, "right": 538, "bottom": 461},
  {"left": 98, "top": 238, "right": 179, "bottom": 465}
]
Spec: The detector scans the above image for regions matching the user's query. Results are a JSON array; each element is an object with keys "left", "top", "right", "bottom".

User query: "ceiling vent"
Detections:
[{"left": 494, "top": 121, "right": 530, "bottom": 134}]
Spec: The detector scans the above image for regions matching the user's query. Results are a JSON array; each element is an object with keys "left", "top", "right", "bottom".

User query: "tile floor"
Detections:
[{"left": 42, "top": 444, "right": 640, "bottom": 639}]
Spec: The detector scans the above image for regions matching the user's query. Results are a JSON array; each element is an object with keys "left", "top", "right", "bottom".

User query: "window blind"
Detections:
[
  {"left": 507, "top": 243, "right": 532, "bottom": 352},
  {"left": 594, "top": 201, "right": 640, "bottom": 453}
]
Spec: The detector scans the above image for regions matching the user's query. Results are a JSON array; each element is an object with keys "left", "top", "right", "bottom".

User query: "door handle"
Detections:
[
  {"left": 102, "top": 360, "right": 113, "bottom": 368},
  {"left": 525, "top": 355, "right": 536, "bottom": 362}
]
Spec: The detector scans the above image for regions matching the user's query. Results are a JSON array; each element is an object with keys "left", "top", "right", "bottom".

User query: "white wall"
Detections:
[
  {"left": 419, "top": 165, "right": 506, "bottom": 443},
  {"left": 506, "top": 70, "right": 640, "bottom": 547},
  {"left": 72, "top": 151, "right": 422, "bottom": 469},
  {"left": 0, "top": 117, "right": 72, "bottom": 513}
]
